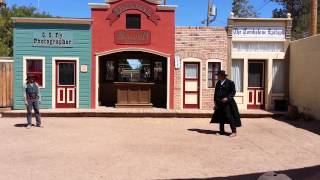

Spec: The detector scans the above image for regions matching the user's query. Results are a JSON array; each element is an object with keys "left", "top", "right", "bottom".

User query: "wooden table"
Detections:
[{"left": 114, "top": 82, "right": 154, "bottom": 108}]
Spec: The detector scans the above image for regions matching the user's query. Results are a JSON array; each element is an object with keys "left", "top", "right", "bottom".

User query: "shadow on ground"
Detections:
[
  {"left": 187, "top": 129, "right": 231, "bottom": 136},
  {"left": 163, "top": 165, "right": 320, "bottom": 180},
  {"left": 273, "top": 115, "right": 320, "bottom": 135},
  {"left": 14, "top": 123, "right": 36, "bottom": 128}
]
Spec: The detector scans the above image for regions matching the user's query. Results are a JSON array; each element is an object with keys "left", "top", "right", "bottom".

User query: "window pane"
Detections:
[
  {"left": 233, "top": 42, "right": 284, "bottom": 52},
  {"left": 272, "top": 59, "right": 286, "bottom": 93},
  {"left": 185, "top": 64, "right": 198, "bottom": 79},
  {"left": 58, "top": 63, "right": 75, "bottom": 85},
  {"left": 248, "top": 63, "right": 264, "bottom": 87},
  {"left": 232, "top": 59, "right": 244, "bottom": 92},
  {"left": 27, "top": 60, "right": 43, "bottom": 86},
  {"left": 126, "top": 14, "right": 141, "bottom": 29},
  {"left": 208, "top": 62, "right": 221, "bottom": 88},
  {"left": 106, "top": 61, "right": 115, "bottom": 81},
  {"left": 154, "top": 61, "right": 163, "bottom": 82}
]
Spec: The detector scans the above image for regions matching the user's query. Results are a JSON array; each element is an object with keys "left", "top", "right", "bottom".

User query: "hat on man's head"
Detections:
[
  {"left": 216, "top": 70, "right": 228, "bottom": 76},
  {"left": 26, "top": 74, "right": 35, "bottom": 80}
]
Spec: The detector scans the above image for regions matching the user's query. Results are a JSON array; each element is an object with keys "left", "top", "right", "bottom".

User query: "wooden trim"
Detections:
[
  {"left": 157, "top": 5, "right": 177, "bottom": 11},
  {"left": 88, "top": 3, "right": 110, "bottom": 9},
  {"left": 12, "top": 17, "right": 92, "bottom": 25}
]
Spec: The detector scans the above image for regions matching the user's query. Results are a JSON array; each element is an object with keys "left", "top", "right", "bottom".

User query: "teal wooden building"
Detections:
[{"left": 12, "top": 18, "right": 92, "bottom": 109}]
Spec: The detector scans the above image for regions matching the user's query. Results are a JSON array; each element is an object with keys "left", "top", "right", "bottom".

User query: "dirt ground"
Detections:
[{"left": 0, "top": 117, "right": 319, "bottom": 180}]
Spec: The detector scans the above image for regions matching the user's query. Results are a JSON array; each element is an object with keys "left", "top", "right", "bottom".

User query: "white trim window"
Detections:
[
  {"left": 233, "top": 42, "right": 284, "bottom": 52},
  {"left": 23, "top": 56, "right": 45, "bottom": 88},
  {"left": 272, "top": 59, "right": 286, "bottom": 93},
  {"left": 232, "top": 59, "right": 244, "bottom": 92},
  {"left": 207, "top": 62, "right": 221, "bottom": 88}
]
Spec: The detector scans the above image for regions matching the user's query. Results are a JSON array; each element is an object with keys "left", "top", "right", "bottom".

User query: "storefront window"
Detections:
[
  {"left": 26, "top": 59, "right": 43, "bottom": 86},
  {"left": 126, "top": 14, "right": 141, "bottom": 29},
  {"left": 233, "top": 42, "right": 284, "bottom": 52},
  {"left": 154, "top": 61, "right": 163, "bottom": 82},
  {"left": 208, "top": 62, "right": 221, "bottom": 88},
  {"left": 106, "top": 61, "right": 115, "bottom": 81},
  {"left": 118, "top": 59, "right": 151, "bottom": 82},
  {"left": 232, "top": 59, "right": 244, "bottom": 92},
  {"left": 272, "top": 59, "right": 286, "bottom": 93}
]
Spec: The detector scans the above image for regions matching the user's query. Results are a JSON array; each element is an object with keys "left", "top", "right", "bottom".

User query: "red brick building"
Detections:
[{"left": 88, "top": 0, "right": 228, "bottom": 110}]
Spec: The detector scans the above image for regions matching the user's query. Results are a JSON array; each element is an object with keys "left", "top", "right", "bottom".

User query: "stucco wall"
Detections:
[{"left": 290, "top": 35, "right": 320, "bottom": 120}]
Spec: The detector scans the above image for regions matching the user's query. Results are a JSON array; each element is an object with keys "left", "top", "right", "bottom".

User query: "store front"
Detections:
[
  {"left": 12, "top": 18, "right": 92, "bottom": 110},
  {"left": 89, "top": 0, "right": 176, "bottom": 109},
  {"left": 227, "top": 15, "right": 292, "bottom": 110}
]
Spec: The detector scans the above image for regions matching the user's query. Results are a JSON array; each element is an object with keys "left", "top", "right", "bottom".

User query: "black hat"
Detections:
[
  {"left": 26, "top": 74, "right": 35, "bottom": 80},
  {"left": 216, "top": 70, "right": 228, "bottom": 76}
]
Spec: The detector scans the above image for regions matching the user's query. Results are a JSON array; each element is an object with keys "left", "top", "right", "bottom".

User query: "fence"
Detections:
[{"left": 0, "top": 57, "right": 13, "bottom": 108}]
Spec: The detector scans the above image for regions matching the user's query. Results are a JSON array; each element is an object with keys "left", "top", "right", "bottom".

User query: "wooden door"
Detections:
[
  {"left": 56, "top": 61, "right": 76, "bottom": 108},
  {"left": 0, "top": 62, "right": 13, "bottom": 108},
  {"left": 248, "top": 61, "right": 265, "bottom": 109},
  {"left": 183, "top": 62, "right": 200, "bottom": 109}
]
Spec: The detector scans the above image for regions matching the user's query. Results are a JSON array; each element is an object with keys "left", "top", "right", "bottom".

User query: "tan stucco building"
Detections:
[
  {"left": 290, "top": 35, "right": 320, "bottom": 120},
  {"left": 227, "top": 14, "right": 292, "bottom": 110}
]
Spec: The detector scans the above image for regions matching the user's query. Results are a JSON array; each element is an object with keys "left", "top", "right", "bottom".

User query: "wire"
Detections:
[{"left": 257, "top": 0, "right": 272, "bottom": 12}]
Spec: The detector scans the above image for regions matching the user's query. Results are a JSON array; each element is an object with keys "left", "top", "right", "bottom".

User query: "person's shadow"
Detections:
[
  {"left": 188, "top": 129, "right": 231, "bottom": 136},
  {"left": 14, "top": 124, "right": 35, "bottom": 128}
]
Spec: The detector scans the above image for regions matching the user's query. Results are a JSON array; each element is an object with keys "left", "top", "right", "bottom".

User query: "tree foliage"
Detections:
[
  {"left": 0, "top": 5, "right": 52, "bottom": 56},
  {"left": 271, "top": 0, "right": 319, "bottom": 39},
  {"left": 232, "top": 0, "right": 259, "bottom": 18}
]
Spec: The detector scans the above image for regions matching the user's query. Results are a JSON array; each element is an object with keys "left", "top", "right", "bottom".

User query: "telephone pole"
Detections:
[
  {"left": 163, "top": 0, "right": 167, "bottom": 5},
  {"left": 310, "top": 0, "right": 318, "bottom": 36}
]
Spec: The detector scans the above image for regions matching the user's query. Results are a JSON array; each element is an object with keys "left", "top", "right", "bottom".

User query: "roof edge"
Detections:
[{"left": 12, "top": 17, "right": 92, "bottom": 25}]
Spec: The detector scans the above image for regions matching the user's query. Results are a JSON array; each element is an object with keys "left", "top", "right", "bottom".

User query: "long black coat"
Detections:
[{"left": 210, "top": 79, "right": 241, "bottom": 127}]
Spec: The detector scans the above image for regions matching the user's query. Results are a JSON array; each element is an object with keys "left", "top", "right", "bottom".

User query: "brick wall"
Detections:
[{"left": 175, "top": 27, "right": 228, "bottom": 110}]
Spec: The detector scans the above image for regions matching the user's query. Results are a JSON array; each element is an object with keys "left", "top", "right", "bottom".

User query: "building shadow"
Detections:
[
  {"left": 187, "top": 129, "right": 231, "bottom": 136},
  {"left": 272, "top": 115, "right": 320, "bottom": 136},
  {"left": 161, "top": 165, "right": 320, "bottom": 180}
]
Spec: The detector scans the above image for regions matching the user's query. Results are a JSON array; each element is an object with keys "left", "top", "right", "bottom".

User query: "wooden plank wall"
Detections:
[{"left": 0, "top": 62, "right": 13, "bottom": 108}]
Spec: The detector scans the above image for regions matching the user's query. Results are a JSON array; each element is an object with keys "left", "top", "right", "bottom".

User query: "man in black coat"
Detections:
[{"left": 210, "top": 70, "right": 241, "bottom": 137}]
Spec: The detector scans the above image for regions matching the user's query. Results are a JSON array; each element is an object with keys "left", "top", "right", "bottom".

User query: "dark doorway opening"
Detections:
[{"left": 98, "top": 51, "right": 167, "bottom": 108}]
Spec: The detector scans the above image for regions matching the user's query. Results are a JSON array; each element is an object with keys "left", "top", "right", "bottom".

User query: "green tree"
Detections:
[
  {"left": 0, "top": 5, "right": 52, "bottom": 56},
  {"left": 232, "top": 0, "right": 259, "bottom": 18},
  {"left": 271, "top": 0, "right": 319, "bottom": 39}
]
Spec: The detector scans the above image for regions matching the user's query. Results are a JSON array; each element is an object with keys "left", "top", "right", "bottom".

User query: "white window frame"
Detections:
[
  {"left": 23, "top": 56, "right": 46, "bottom": 88},
  {"left": 206, "top": 59, "right": 223, "bottom": 89}
]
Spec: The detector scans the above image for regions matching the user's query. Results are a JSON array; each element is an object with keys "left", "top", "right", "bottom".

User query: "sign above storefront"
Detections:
[
  {"left": 114, "top": 30, "right": 151, "bottom": 45},
  {"left": 106, "top": 1, "right": 160, "bottom": 25},
  {"left": 232, "top": 27, "right": 285, "bottom": 39},
  {"left": 33, "top": 31, "right": 73, "bottom": 47}
]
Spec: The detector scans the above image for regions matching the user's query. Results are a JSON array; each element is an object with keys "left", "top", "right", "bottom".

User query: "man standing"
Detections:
[
  {"left": 211, "top": 70, "right": 241, "bottom": 137},
  {"left": 24, "top": 75, "right": 42, "bottom": 129}
]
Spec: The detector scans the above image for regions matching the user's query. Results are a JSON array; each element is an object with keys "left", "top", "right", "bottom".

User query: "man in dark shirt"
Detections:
[{"left": 210, "top": 70, "right": 241, "bottom": 137}]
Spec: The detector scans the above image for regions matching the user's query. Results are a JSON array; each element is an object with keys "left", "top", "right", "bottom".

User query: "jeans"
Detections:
[{"left": 27, "top": 100, "right": 41, "bottom": 125}]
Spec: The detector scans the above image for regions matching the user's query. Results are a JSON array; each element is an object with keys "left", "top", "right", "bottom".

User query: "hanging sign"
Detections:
[
  {"left": 115, "top": 30, "right": 151, "bottom": 45},
  {"left": 232, "top": 26, "right": 285, "bottom": 39},
  {"left": 106, "top": 1, "right": 160, "bottom": 25},
  {"left": 33, "top": 31, "right": 73, "bottom": 47},
  {"left": 174, "top": 56, "right": 181, "bottom": 69}
]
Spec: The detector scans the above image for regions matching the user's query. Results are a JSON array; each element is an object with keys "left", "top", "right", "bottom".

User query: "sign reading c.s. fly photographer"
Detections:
[{"left": 33, "top": 31, "right": 73, "bottom": 47}]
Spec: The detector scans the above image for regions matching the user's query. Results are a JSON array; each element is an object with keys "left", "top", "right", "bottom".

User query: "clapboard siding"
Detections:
[
  {"left": 13, "top": 23, "right": 91, "bottom": 109},
  {"left": 0, "top": 62, "right": 13, "bottom": 108}
]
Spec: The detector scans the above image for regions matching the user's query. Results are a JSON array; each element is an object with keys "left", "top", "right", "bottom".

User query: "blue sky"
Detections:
[{"left": 6, "top": 0, "right": 281, "bottom": 26}]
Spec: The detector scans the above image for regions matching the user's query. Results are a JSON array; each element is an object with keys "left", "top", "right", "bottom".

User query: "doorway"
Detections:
[
  {"left": 248, "top": 61, "right": 265, "bottom": 109},
  {"left": 183, "top": 62, "right": 200, "bottom": 109},
  {"left": 55, "top": 61, "right": 77, "bottom": 108}
]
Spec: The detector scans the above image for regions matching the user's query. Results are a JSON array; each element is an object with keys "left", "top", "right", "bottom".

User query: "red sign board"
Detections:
[
  {"left": 107, "top": 1, "right": 160, "bottom": 25},
  {"left": 115, "top": 30, "right": 151, "bottom": 45}
]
